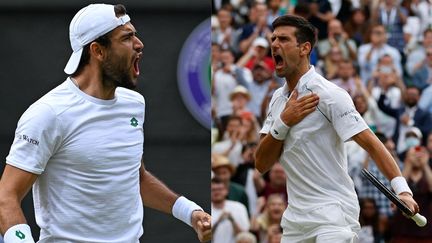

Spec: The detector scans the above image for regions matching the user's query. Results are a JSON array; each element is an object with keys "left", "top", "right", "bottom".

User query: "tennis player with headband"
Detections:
[{"left": 0, "top": 4, "right": 211, "bottom": 242}]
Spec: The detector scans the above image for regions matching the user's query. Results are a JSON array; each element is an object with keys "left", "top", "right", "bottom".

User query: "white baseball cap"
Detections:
[
  {"left": 252, "top": 37, "right": 269, "bottom": 48},
  {"left": 64, "top": 4, "right": 131, "bottom": 74}
]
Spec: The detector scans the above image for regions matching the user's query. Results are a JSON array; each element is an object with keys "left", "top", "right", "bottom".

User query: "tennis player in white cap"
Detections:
[
  {"left": 255, "top": 15, "right": 419, "bottom": 242},
  {"left": 0, "top": 4, "right": 211, "bottom": 243}
]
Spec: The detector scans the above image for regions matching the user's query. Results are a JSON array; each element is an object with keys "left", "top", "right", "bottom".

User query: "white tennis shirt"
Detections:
[
  {"left": 6, "top": 78, "right": 145, "bottom": 242},
  {"left": 261, "top": 66, "right": 369, "bottom": 218}
]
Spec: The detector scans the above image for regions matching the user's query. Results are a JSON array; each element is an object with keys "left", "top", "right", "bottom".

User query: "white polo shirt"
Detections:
[
  {"left": 261, "top": 66, "right": 369, "bottom": 217},
  {"left": 6, "top": 78, "right": 145, "bottom": 242}
]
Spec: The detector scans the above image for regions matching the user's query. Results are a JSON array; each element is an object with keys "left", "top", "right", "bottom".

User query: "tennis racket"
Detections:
[{"left": 361, "top": 168, "right": 427, "bottom": 227}]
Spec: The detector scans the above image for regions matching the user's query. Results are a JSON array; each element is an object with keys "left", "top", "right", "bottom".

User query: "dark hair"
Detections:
[
  {"left": 73, "top": 4, "right": 127, "bottom": 76},
  {"left": 227, "top": 115, "right": 243, "bottom": 125},
  {"left": 424, "top": 28, "right": 432, "bottom": 37},
  {"left": 272, "top": 14, "right": 317, "bottom": 55},
  {"left": 406, "top": 85, "right": 422, "bottom": 95}
]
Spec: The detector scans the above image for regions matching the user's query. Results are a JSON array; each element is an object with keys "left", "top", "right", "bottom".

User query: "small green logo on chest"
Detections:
[
  {"left": 16, "top": 230, "right": 25, "bottom": 239},
  {"left": 130, "top": 117, "right": 138, "bottom": 127}
]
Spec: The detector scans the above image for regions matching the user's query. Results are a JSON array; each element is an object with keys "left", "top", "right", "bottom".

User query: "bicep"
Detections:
[{"left": 0, "top": 165, "right": 38, "bottom": 201}]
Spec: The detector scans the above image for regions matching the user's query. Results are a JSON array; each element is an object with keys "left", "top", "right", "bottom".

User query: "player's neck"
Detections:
[
  {"left": 285, "top": 61, "right": 310, "bottom": 92},
  {"left": 71, "top": 67, "right": 116, "bottom": 100}
]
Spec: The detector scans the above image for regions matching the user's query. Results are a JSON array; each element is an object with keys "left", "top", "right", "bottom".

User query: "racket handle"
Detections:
[{"left": 412, "top": 213, "right": 427, "bottom": 227}]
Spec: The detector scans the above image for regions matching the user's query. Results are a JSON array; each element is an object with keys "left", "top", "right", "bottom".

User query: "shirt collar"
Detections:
[{"left": 280, "top": 65, "right": 316, "bottom": 97}]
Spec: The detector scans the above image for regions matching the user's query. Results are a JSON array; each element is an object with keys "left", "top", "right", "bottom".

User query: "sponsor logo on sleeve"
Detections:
[
  {"left": 339, "top": 109, "right": 360, "bottom": 122},
  {"left": 17, "top": 134, "right": 39, "bottom": 146}
]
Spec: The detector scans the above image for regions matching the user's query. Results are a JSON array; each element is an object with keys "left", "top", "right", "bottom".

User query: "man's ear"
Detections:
[
  {"left": 299, "top": 42, "right": 311, "bottom": 57},
  {"left": 89, "top": 42, "right": 106, "bottom": 62}
]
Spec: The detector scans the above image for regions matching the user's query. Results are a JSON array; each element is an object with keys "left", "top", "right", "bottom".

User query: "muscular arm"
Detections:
[
  {"left": 352, "top": 129, "right": 402, "bottom": 180},
  {"left": 139, "top": 162, "right": 212, "bottom": 242},
  {"left": 0, "top": 165, "right": 38, "bottom": 234},
  {"left": 139, "top": 162, "right": 178, "bottom": 214},
  {"left": 255, "top": 134, "right": 284, "bottom": 173}
]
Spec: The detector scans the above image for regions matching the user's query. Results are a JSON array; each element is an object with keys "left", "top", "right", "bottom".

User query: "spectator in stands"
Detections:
[
  {"left": 371, "top": 0, "right": 408, "bottom": 54},
  {"left": 212, "top": 177, "right": 250, "bottom": 243},
  {"left": 418, "top": 82, "right": 432, "bottom": 114},
  {"left": 212, "top": 153, "right": 250, "bottom": 211},
  {"left": 321, "top": 46, "right": 345, "bottom": 80},
  {"left": 231, "top": 85, "right": 252, "bottom": 117},
  {"left": 358, "top": 198, "right": 384, "bottom": 243},
  {"left": 331, "top": 0, "right": 353, "bottom": 23},
  {"left": 344, "top": 8, "right": 370, "bottom": 46},
  {"left": 390, "top": 144, "right": 432, "bottom": 242},
  {"left": 411, "top": 0, "right": 432, "bottom": 36},
  {"left": 369, "top": 54, "right": 404, "bottom": 110},
  {"left": 238, "top": 60, "right": 279, "bottom": 122},
  {"left": 237, "top": 37, "right": 275, "bottom": 72},
  {"left": 213, "top": 48, "right": 252, "bottom": 131},
  {"left": 250, "top": 193, "right": 286, "bottom": 243},
  {"left": 267, "top": 224, "right": 282, "bottom": 243},
  {"left": 213, "top": 7, "right": 238, "bottom": 51},
  {"left": 231, "top": 142, "right": 264, "bottom": 216},
  {"left": 260, "top": 163, "right": 287, "bottom": 202},
  {"left": 378, "top": 85, "right": 432, "bottom": 153},
  {"left": 240, "top": 111, "right": 260, "bottom": 144},
  {"left": 317, "top": 18, "right": 357, "bottom": 61},
  {"left": 213, "top": 116, "right": 244, "bottom": 166},
  {"left": 331, "top": 60, "right": 361, "bottom": 97},
  {"left": 353, "top": 73, "right": 397, "bottom": 137},
  {"left": 238, "top": 2, "right": 271, "bottom": 54},
  {"left": 358, "top": 24, "right": 402, "bottom": 83},
  {"left": 406, "top": 29, "right": 432, "bottom": 76},
  {"left": 266, "top": 0, "right": 286, "bottom": 26},
  {"left": 235, "top": 232, "right": 257, "bottom": 243},
  {"left": 305, "top": 0, "right": 335, "bottom": 40},
  {"left": 212, "top": 42, "right": 222, "bottom": 77},
  {"left": 399, "top": 127, "right": 424, "bottom": 162},
  {"left": 410, "top": 45, "right": 432, "bottom": 90}
]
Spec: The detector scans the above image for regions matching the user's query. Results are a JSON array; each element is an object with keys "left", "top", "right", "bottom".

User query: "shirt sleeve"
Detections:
[
  {"left": 6, "top": 103, "right": 62, "bottom": 174},
  {"left": 328, "top": 89, "right": 369, "bottom": 142}
]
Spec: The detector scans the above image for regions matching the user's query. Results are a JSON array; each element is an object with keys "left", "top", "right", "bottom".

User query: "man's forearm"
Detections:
[
  {"left": 255, "top": 134, "right": 283, "bottom": 173},
  {"left": 353, "top": 130, "right": 401, "bottom": 180},
  {"left": 0, "top": 196, "right": 28, "bottom": 235},
  {"left": 139, "top": 165, "right": 178, "bottom": 214}
]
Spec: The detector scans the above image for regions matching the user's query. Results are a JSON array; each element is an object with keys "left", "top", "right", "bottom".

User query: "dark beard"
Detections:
[{"left": 101, "top": 52, "right": 136, "bottom": 90}]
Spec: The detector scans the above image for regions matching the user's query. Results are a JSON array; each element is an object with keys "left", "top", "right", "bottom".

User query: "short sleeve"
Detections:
[
  {"left": 6, "top": 103, "right": 62, "bottom": 174},
  {"left": 329, "top": 89, "right": 369, "bottom": 142}
]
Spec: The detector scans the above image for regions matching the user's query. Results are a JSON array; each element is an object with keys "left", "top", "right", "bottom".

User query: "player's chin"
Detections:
[{"left": 274, "top": 68, "right": 286, "bottom": 78}]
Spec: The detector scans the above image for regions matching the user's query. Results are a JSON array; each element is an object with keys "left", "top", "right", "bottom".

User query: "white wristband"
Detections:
[
  {"left": 172, "top": 196, "right": 203, "bottom": 227},
  {"left": 4, "top": 224, "right": 34, "bottom": 243},
  {"left": 391, "top": 176, "right": 413, "bottom": 196},
  {"left": 270, "top": 116, "right": 290, "bottom": 140}
]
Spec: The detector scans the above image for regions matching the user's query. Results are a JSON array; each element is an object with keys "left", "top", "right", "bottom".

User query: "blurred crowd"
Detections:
[{"left": 210, "top": 0, "right": 432, "bottom": 243}]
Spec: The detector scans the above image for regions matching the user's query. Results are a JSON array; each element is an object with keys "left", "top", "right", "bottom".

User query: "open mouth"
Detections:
[
  {"left": 273, "top": 54, "right": 283, "bottom": 67},
  {"left": 132, "top": 53, "right": 142, "bottom": 77}
]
